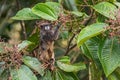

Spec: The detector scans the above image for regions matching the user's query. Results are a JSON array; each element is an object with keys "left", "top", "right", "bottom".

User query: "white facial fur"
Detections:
[{"left": 45, "top": 25, "right": 50, "bottom": 30}]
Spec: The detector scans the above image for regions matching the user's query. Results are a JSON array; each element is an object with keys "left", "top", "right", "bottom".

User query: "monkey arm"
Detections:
[{"left": 53, "top": 22, "right": 62, "bottom": 40}]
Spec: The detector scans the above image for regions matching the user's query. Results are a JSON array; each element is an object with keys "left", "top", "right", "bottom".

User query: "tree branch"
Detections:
[
  {"left": 64, "top": 9, "right": 94, "bottom": 56},
  {"left": 20, "top": 21, "right": 27, "bottom": 39},
  {"left": 65, "top": 34, "right": 75, "bottom": 55},
  {"left": 16, "top": 0, "right": 27, "bottom": 39}
]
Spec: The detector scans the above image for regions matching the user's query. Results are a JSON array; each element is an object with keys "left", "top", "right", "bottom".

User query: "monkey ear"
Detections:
[
  {"left": 35, "top": 21, "right": 41, "bottom": 28},
  {"left": 50, "top": 23, "right": 53, "bottom": 28}
]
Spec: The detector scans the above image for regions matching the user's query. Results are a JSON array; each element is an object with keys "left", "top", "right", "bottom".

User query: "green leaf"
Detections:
[
  {"left": 57, "top": 61, "right": 86, "bottom": 72},
  {"left": 27, "top": 28, "right": 40, "bottom": 52},
  {"left": 54, "top": 71, "right": 64, "bottom": 80},
  {"left": 114, "top": 68, "right": 120, "bottom": 79},
  {"left": 71, "top": 11, "right": 83, "bottom": 17},
  {"left": 54, "top": 70, "right": 79, "bottom": 80},
  {"left": 10, "top": 65, "right": 37, "bottom": 80},
  {"left": 60, "top": 31, "right": 68, "bottom": 40},
  {"left": 63, "top": 0, "right": 78, "bottom": 11},
  {"left": 0, "top": 62, "right": 5, "bottom": 66},
  {"left": 41, "top": 70, "right": 52, "bottom": 80},
  {"left": 0, "top": 62, "right": 5, "bottom": 77},
  {"left": 97, "top": 14, "right": 107, "bottom": 22},
  {"left": 32, "top": 3, "right": 58, "bottom": 21},
  {"left": 12, "top": 8, "right": 40, "bottom": 20},
  {"left": 115, "top": 67, "right": 120, "bottom": 79},
  {"left": 77, "top": 23, "right": 108, "bottom": 47},
  {"left": 0, "top": 68, "right": 4, "bottom": 76},
  {"left": 98, "top": 38, "right": 120, "bottom": 77},
  {"left": 67, "top": 72, "right": 79, "bottom": 80},
  {"left": 114, "top": 2, "right": 120, "bottom": 8},
  {"left": 45, "top": 2, "right": 61, "bottom": 16},
  {"left": 108, "top": 73, "right": 120, "bottom": 80},
  {"left": 18, "top": 40, "right": 32, "bottom": 51},
  {"left": 58, "top": 56, "right": 70, "bottom": 63},
  {"left": 93, "top": 2, "right": 117, "bottom": 19},
  {"left": 81, "top": 42, "right": 93, "bottom": 60},
  {"left": 0, "top": 69, "right": 9, "bottom": 80},
  {"left": 81, "top": 39, "right": 102, "bottom": 68},
  {"left": 22, "top": 56, "right": 44, "bottom": 76},
  {"left": 108, "top": 68, "right": 120, "bottom": 80},
  {"left": 89, "top": 62, "right": 102, "bottom": 80},
  {"left": 39, "top": 69, "right": 79, "bottom": 80}
]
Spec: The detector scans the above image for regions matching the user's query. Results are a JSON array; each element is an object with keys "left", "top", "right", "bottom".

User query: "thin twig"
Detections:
[
  {"left": 0, "top": 0, "right": 7, "bottom": 18},
  {"left": 83, "top": 0, "right": 89, "bottom": 5},
  {"left": 16, "top": 0, "right": 27, "bottom": 39},
  {"left": 69, "top": 44, "right": 77, "bottom": 50},
  {"left": 64, "top": 9, "right": 94, "bottom": 56},
  {"left": 20, "top": 21, "right": 27, "bottom": 39},
  {"left": 76, "top": 4, "right": 91, "bottom": 7},
  {"left": 65, "top": 34, "right": 75, "bottom": 55}
]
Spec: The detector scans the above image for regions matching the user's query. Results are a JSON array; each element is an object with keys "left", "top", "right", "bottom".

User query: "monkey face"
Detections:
[{"left": 41, "top": 24, "right": 52, "bottom": 31}]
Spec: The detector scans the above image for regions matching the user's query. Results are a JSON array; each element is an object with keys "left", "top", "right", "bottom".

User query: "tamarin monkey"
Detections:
[{"left": 37, "top": 21, "right": 61, "bottom": 70}]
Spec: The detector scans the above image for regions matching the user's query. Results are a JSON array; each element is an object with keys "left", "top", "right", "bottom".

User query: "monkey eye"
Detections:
[{"left": 45, "top": 25, "right": 50, "bottom": 30}]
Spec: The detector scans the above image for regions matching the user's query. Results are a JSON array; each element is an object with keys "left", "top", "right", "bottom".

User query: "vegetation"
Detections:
[{"left": 0, "top": 0, "right": 120, "bottom": 80}]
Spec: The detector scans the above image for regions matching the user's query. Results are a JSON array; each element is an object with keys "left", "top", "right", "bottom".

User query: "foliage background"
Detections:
[{"left": 0, "top": 0, "right": 120, "bottom": 80}]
